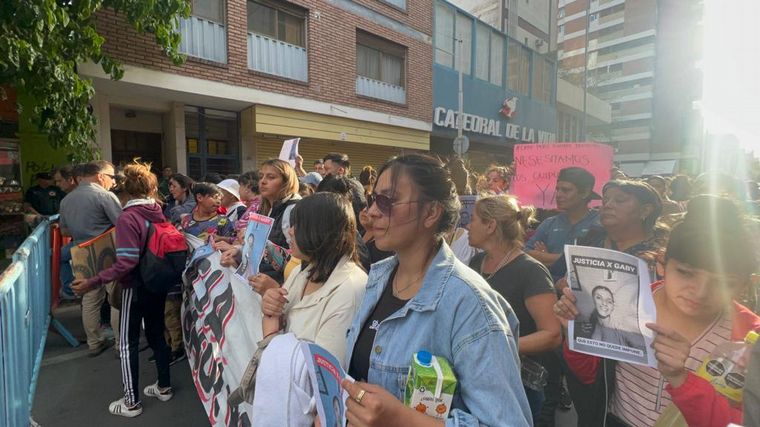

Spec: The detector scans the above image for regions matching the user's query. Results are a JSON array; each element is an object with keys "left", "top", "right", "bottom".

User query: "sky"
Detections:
[{"left": 701, "top": 0, "right": 760, "bottom": 155}]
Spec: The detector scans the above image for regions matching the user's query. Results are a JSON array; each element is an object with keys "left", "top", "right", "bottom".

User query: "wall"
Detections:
[
  {"left": 109, "top": 107, "right": 164, "bottom": 133},
  {"left": 95, "top": 0, "right": 433, "bottom": 124}
]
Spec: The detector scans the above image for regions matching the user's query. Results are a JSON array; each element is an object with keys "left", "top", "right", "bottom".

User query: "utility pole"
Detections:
[
  {"left": 457, "top": 37, "right": 464, "bottom": 140},
  {"left": 581, "top": 0, "right": 591, "bottom": 140}
]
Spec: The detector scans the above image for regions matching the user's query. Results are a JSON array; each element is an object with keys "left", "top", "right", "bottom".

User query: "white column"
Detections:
[
  {"left": 91, "top": 93, "right": 112, "bottom": 160},
  {"left": 163, "top": 102, "right": 187, "bottom": 174}
]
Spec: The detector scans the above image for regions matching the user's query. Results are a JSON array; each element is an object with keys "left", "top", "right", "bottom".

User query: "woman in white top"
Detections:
[{"left": 260, "top": 192, "right": 367, "bottom": 365}]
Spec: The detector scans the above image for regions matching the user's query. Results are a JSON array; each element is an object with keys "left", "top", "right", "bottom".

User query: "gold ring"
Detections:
[{"left": 354, "top": 389, "right": 366, "bottom": 404}]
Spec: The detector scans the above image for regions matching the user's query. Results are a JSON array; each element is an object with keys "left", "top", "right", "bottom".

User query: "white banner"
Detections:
[{"left": 182, "top": 240, "right": 263, "bottom": 426}]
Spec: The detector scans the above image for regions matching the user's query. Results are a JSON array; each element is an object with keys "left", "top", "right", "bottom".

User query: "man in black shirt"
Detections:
[{"left": 24, "top": 172, "right": 66, "bottom": 216}]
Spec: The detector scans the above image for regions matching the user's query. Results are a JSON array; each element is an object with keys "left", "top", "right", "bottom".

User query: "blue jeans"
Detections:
[
  {"left": 60, "top": 242, "right": 74, "bottom": 298},
  {"left": 525, "top": 386, "right": 545, "bottom": 421}
]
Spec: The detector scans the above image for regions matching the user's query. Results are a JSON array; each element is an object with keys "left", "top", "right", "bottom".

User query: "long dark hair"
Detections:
[
  {"left": 170, "top": 173, "right": 194, "bottom": 200},
  {"left": 375, "top": 154, "right": 460, "bottom": 238},
  {"left": 291, "top": 192, "right": 358, "bottom": 283}
]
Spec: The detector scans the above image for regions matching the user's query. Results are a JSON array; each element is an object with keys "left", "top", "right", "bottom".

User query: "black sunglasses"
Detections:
[{"left": 367, "top": 193, "right": 420, "bottom": 216}]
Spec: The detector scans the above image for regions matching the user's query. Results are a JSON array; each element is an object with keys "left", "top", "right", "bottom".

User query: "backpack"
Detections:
[{"left": 138, "top": 221, "right": 189, "bottom": 293}]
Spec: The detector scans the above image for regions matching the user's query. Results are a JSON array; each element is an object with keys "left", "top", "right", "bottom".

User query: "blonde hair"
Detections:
[
  {"left": 122, "top": 159, "right": 158, "bottom": 200},
  {"left": 485, "top": 164, "right": 512, "bottom": 181},
  {"left": 258, "top": 159, "right": 300, "bottom": 214},
  {"left": 475, "top": 195, "right": 536, "bottom": 246}
]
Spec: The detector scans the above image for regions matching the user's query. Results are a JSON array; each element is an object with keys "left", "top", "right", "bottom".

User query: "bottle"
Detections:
[
  {"left": 696, "top": 330, "right": 760, "bottom": 404},
  {"left": 655, "top": 331, "right": 759, "bottom": 427}
]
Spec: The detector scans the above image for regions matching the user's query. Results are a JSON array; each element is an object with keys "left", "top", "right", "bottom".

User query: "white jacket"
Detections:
[{"left": 282, "top": 256, "right": 367, "bottom": 367}]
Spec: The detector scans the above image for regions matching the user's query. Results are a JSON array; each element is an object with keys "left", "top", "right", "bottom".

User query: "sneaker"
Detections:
[
  {"left": 169, "top": 349, "right": 187, "bottom": 366},
  {"left": 143, "top": 382, "right": 173, "bottom": 402},
  {"left": 108, "top": 398, "right": 143, "bottom": 418},
  {"left": 88, "top": 338, "right": 114, "bottom": 358}
]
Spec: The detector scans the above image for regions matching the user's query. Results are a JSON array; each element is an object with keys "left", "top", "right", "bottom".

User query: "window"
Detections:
[
  {"left": 590, "top": 13, "right": 598, "bottom": 21},
  {"left": 508, "top": 39, "right": 531, "bottom": 95},
  {"left": 475, "top": 23, "right": 490, "bottom": 81},
  {"left": 490, "top": 34, "right": 504, "bottom": 86},
  {"left": 558, "top": 8, "right": 565, "bottom": 18},
  {"left": 455, "top": 13, "right": 472, "bottom": 74},
  {"left": 192, "top": 0, "right": 224, "bottom": 23},
  {"left": 532, "top": 56, "right": 554, "bottom": 104},
  {"left": 435, "top": 2, "right": 455, "bottom": 67},
  {"left": 559, "top": 24, "right": 565, "bottom": 35},
  {"left": 247, "top": 0, "right": 305, "bottom": 47},
  {"left": 185, "top": 107, "right": 240, "bottom": 180},
  {"left": 356, "top": 32, "right": 405, "bottom": 87}
]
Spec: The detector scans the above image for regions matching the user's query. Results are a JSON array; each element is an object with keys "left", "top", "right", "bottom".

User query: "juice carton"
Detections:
[
  {"left": 696, "top": 330, "right": 759, "bottom": 404},
  {"left": 404, "top": 350, "right": 457, "bottom": 419}
]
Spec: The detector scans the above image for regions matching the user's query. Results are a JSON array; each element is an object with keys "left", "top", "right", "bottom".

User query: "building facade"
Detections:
[
  {"left": 86, "top": 0, "right": 433, "bottom": 178},
  {"left": 557, "top": 0, "right": 703, "bottom": 175},
  {"left": 431, "top": 0, "right": 557, "bottom": 172}
]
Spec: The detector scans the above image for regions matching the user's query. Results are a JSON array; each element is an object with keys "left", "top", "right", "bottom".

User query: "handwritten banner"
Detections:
[
  {"left": 182, "top": 241, "right": 263, "bottom": 426},
  {"left": 511, "top": 143, "right": 613, "bottom": 209}
]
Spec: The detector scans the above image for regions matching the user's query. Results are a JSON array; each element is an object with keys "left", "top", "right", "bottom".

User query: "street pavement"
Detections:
[
  {"left": 32, "top": 302, "right": 577, "bottom": 427},
  {"left": 31, "top": 303, "right": 208, "bottom": 427}
]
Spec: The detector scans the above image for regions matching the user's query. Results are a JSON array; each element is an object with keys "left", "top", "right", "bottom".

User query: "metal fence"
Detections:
[{"left": 0, "top": 218, "right": 52, "bottom": 427}]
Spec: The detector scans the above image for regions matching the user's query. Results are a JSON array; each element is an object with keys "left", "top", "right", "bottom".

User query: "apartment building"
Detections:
[
  {"left": 557, "top": 0, "right": 703, "bottom": 175},
  {"left": 84, "top": 0, "right": 433, "bottom": 178}
]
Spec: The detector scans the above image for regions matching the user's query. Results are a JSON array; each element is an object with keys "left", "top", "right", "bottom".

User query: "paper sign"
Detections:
[
  {"left": 458, "top": 195, "right": 478, "bottom": 228},
  {"left": 302, "top": 342, "right": 352, "bottom": 427},
  {"left": 71, "top": 228, "right": 116, "bottom": 281},
  {"left": 565, "top": 245, "right": 657, "bottom": 367},
  {"left": 511, "top": 143, "right": 613, "bottom": 209},
  {"left": 279, "top": 138, "right": 300, "bottom": 167},
  {"left": 235, "top": 213, "right": 274, "bottom": 280}
]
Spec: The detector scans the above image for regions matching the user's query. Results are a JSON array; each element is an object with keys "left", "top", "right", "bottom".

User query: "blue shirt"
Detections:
[
  {"left": 345, "top": 243, "right": 532, "bottom": 427},
  {"left": 525, "top": 209, "right": 600, "bottom": 254}
]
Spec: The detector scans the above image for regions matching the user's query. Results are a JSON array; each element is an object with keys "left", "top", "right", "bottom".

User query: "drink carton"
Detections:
[{"left": 404, "top": 351, "right": 457, "bottom": 419}]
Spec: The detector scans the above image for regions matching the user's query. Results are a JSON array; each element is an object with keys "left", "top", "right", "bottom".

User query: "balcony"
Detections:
[
  {"left": 356, "top": 76, "right": 406, "bottom": 104},
  {"left": 247, "top": 33, "right": 308, "bottom": 82},
  {"left": 178, "top": 16, "right": 227, "bottom": 63}
]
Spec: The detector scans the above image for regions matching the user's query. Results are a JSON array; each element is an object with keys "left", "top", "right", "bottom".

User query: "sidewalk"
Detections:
[{"left": 31, "top": 302, "right": 207, "bottom": 426}]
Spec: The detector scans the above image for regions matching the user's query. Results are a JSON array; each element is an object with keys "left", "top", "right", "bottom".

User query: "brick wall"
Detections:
[{"left": 95, "top": 0, "right": 433, "bottom": 124}]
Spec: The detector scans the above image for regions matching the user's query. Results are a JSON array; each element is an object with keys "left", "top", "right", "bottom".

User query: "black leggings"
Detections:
[{"left": 119, "top": 286, "right": 171, "bottom": 406}]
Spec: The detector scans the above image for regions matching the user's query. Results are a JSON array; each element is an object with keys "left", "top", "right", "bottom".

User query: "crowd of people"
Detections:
[{"left": 30, "top": 151, "right": 760, "bottom": 426}]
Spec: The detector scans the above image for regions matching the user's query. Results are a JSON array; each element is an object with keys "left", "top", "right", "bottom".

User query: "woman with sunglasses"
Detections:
[{"left": 342, "top": 154, "right": 531, "bottom": 426}]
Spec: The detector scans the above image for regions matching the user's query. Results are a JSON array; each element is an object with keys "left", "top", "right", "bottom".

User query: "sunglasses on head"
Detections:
[{"left": 367, "top": 193, "right": 420, "bottom": 216}]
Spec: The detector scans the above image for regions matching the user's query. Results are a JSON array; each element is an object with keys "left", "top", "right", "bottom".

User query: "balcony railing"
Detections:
[
  {"left": 356, "top": 76, "right": 406, "bottom": 104},
  {"left": 179, "top": 16, "right": 227, "bottom": 63},
  {"left": 248, "top": 33, "right": 308, "bottom": 82}
]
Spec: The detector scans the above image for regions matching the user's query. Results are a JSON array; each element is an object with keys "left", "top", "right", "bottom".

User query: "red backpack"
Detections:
[{"left": 138, "top": 221, "right": 189, "bottom": 293}]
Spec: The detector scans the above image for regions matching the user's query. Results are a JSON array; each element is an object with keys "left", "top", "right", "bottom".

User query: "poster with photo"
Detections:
[
  {"left": 235, "top": 214, "right": 274, "bottom": 280},
  {"left": 565, "top": 245, "right": 657, "bottom": 367},
  {"left": 301, "top": 342, "right": 352, "bottom": 427},
  {"left": 458, "top": 195, "right": 478, "bottom": 228}
]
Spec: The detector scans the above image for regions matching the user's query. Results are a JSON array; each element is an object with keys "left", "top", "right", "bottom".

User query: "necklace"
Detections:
[
  {"left": 392, "top": 272, "right": 426, "bottom": 298},
  {"left": 481, "top": 246, "right": 520, "bottom": 280}
]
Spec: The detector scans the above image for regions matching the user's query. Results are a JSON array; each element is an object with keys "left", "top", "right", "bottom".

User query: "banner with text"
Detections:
[
  {"left": 512, "top": 143, "right": 613, "bottom": 209},
  {"left": 182, "top": 238, "right": 263, "bottom": 426}
]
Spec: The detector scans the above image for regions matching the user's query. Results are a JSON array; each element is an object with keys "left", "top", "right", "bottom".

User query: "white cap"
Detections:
[{"left": 217, "top": 179, "right": 241, "bottom": 200}]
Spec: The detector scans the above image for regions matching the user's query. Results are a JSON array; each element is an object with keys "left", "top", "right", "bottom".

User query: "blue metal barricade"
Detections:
[{"left": 0, "top": 218, "right": 52, "bottom": 427}]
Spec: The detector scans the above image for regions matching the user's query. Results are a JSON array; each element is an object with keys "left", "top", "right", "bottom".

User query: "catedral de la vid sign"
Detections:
[{"left": 433, "top": 107, "right": 556, "bottom": 143}]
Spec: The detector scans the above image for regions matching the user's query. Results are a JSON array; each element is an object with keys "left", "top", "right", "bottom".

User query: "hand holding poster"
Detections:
[
  {"left": 565, "top": 245, "right": 657, "bottom": 367},
  {"left": 302, "top": 342, "right": 352, "bottom": 427},
  {"left": 511, "top": 143, "right": 613, "bottom": 209},
  {"left": 235, "top": 214, "right": 274, "bottom": 280},
  {"left": 279, "top": 138, "right": 300, "bottom": 167}
]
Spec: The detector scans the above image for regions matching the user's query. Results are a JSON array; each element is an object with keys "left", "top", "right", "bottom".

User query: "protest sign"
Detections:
[
  {"left": 565, "top": 245, "right": 656, "bottom": 367},
  {"left": 302, "top": 342, "right": 351, "bottom": 427},
  {"left": 182, "top": 238, "right": 263, "bottom": 426},
  {"left": 279, "top": 138, "right": 300, "bottom": 167},
  {"left": 512, "top": 143, "right": 613, "bottom": 209},
  {"left": 235, "top": 214, "right": 274, "bottom": 280},
  {"left": 458, "top": 195, "right": 478, "bottom": 228}
]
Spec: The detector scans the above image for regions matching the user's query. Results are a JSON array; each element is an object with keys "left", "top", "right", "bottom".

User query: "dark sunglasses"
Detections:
[{"left": 368, "top": 193, "right": 419, "bottom": 216}]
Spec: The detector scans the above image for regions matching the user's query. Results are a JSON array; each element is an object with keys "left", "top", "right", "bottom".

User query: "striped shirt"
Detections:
[{"left": 610, "top": 303, "right": 732, "bottom": 426}]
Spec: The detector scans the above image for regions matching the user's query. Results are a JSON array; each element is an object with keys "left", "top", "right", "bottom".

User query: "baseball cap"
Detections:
[
  {"left": 300, "top": 172, "right": 323, "bottom": 187},
  {"left": 217, "top": 179, "right": 241, "bottom": 200},
  {"left": 557, "top": 167, "right": 601, "bottom": 200}
]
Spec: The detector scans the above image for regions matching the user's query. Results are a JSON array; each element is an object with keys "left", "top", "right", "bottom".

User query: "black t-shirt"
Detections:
[
  {"left": 469, "top": 253, "right": 554, "bottom": 337},
  {"left": 366, "top": 239, "right": 394, "bottom": 265},
  {"left": 24, "top": 185, "right": 66, "bottom": 216},
  {"left": 348, "top": 268, "right": 407, "bottom": 382}
]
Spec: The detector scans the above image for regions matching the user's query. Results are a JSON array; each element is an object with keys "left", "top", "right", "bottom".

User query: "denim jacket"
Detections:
[{"left": 345, "top": 243, "right": 532, "bottom": 427}]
